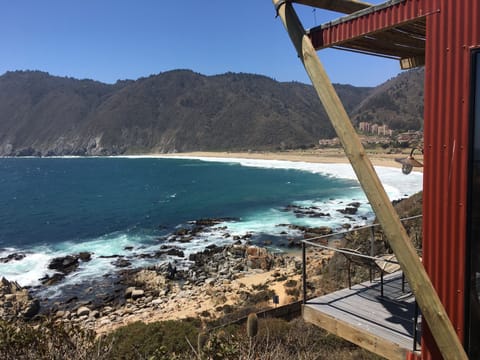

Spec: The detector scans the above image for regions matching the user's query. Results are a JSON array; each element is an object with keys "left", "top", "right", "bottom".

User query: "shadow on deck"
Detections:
[{"left": 303, "top": 273, "right": 421, "bottom": 360}]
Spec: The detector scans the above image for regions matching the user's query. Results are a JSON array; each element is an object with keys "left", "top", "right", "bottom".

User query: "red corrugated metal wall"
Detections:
[{"left": 423, "top": 0, "right": 480, "bottom": 358}]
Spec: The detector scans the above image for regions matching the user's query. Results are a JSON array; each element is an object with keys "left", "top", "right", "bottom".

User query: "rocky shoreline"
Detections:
[
  {"left": 0, "top": 212, "right": 355, "bottom": 334},
  {"left": 2, "top": 242, "right": 332, "bottom": 334}
]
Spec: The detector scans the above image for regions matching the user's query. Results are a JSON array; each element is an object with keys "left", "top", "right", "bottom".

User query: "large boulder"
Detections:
[
  {"left": 246, "top": 246, "right": 273, "bottom": 270},
  {"left": 131, "top": 289, "right": 144, "bottom": 300},
  {"left": 0, "top": 253, "right": 26, "bottom": 263},
  {"left": 22, "top": 299, "right": 40, "bottom": 320},
  {"left": 76, "top": 306, "right": 91, "bottom": 317},
  {"left": 0, "top": 277, "right": 39, "bottom": 321},
  {"left": 48, "top": 255, "right": 80, "bottom": 274}
]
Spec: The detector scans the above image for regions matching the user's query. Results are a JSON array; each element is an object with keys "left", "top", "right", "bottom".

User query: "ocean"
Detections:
[{"left": 0, "top": 156, "right": 422, "bottom": 301}]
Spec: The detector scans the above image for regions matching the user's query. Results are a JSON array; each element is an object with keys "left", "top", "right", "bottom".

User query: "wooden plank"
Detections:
[
  {"left": 312, "top": 18, "right": 426, "bottom": 59},
  {"left": 375, "top": 29, "right": 425, "bottom": 48},
  {"left": 292, "top": 0, "right": 371, "bottom": 14},
  {"left": 303, "top": 305, "right": 408, "bottom": 360},
  {"left": 400, "top": 56, "right": 425, "bottom": 69},
  {"left": 272, "top": 1, "right": 468, "bottom": 359},
  {"left": 312, "top": 16, "right": 427, "bottom": 52},
  {"left": 342, "top": 36, "right": 424, "bottom": 58},
  {"left": 307, "top": 275, "right": 417, "bottom": 344}
]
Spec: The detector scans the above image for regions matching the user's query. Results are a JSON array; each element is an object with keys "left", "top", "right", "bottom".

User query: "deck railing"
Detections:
[{"left": 300, "top": 214, "right": 422, "bottom": 352}]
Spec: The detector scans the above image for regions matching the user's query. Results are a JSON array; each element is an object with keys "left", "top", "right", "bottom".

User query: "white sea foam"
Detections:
[
  {"left": 0, "top": 250, "right": 55, "bottom": 287},
  {"left": 156, "top": 156, "right": 423, "bottom": 200}
]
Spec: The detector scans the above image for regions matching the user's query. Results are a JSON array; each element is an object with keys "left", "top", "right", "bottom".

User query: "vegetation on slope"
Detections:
[
  {"left": 0, "top": 68, "right": 424, "bottom": 156},
  {"left": 0, "top": 316, "right": 383, "bottom": 360}
]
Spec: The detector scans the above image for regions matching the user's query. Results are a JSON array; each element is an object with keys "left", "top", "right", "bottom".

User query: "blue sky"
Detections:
[{"left": 1, "top": 0, "right": 401, "bottom": 87}]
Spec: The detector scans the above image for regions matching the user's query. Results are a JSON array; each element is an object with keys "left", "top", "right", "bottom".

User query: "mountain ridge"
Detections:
[{"left": 0, "top": 68, "right": 423, "bottom": 156}]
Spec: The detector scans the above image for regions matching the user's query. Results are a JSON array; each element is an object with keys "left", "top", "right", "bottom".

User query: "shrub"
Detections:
[
  {"left": 105, "top": 319, "right": 199, "bottom": 359},
  {"left": 0, "top": 318, "right": 106, "bottom": 360}
]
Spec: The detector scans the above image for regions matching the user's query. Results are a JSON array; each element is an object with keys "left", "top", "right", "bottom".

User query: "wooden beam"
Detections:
[
  {"left": 400, "top": 56, "right": 425, "bottom": 69},
  {"left": 292, "top": 0, "right": 371, "bottom": 14},
  {"left": 272, "top": 1, "right": 468, "bottom": 359},
  {"left": 303, "top": 305, "right": 408, "bottom": 360}
]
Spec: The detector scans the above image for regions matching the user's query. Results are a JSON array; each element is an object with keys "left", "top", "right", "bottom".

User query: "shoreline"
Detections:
[
  {"left": 1, "top": 148, "right": 424, "bottom": 174},
  {"left": 148, "top": 148, "right": 424, "bottom": 173}
]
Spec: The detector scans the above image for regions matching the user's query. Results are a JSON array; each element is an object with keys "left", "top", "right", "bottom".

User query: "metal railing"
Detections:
[{"left": 300, "top": 214, "right": 422, "bottom": 352}]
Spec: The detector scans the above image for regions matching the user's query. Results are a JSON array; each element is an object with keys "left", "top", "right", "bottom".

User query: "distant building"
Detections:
[
  {"left": 397, "top": 130, "right": 423, "bottom": 144},
  {"left": 318, "top": 137, "right": 340, "bottom": 146},
  {"left": 359, "top": 122, "right": 371, "bottom": 132},
  {"left": 358, "top": 122, "right": 393, "bottom": 137}
]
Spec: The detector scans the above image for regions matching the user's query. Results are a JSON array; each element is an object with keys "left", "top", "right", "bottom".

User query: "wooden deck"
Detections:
[{"left": 303, "top": 273, "right": 421, "bottom": 360}]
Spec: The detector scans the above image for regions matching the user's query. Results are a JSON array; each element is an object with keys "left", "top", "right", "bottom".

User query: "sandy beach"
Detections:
[{"left": 155, "top": 148, "right": 424, "bottom": 173}]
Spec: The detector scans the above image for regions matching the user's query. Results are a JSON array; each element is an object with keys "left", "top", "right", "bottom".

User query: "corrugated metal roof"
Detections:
[{"left": 307, "top": 0, "right": 427, "bottom": 67}]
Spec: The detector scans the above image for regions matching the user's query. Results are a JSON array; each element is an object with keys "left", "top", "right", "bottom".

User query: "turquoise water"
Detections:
[{"left": 0, "top": 157, "right": 422, "bottom": 291}]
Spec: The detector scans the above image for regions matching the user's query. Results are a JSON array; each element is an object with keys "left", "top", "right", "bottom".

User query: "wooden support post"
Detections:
[
  {"left": 272, "top": 1, "right": 468, "bottom": 359},
  {"left": 302, "top": 241, "right": 307, "bottom": 304}
]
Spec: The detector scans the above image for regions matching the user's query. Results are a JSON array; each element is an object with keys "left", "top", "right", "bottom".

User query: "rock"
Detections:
[
  {"left": 307, "top": 226, "right": 333, "bottom": 235},
  {"left": 99, "top": 318, "right": 111, "bottom": 326},
  {"left": 23, "top": 299, "right": 40, "bottom": 320},
  {"left": 77, "top": 306, "right": 91, "bottom": 317},
  {"left": 229, "top": 245, "right": 246, "bottom": 258},
  {"left": 246, "top": 247, "right": 273, "bottom": 270},
  {"left": 40, "top": 273, "right": 65, "bottom": 286},
  {"left": 151, "top": 298, "right": 163, "bottom": 305},
  {"left": 125, "top": 287, "right": 136, "bottom": 299},
  {"left": 194, "top": 218, "right": 237, "bottom": 226},
  {"left": 337, "top": 206, "right": 359, "bottom": 215},
  {"left": 166, "top": 263, "right": 177, "bottom": 279},
  {"left": 205, "top": 278, "right": 216, "bottom": 286},
  {"left": 65, "top": 296, "right": 78, "bottom": 304},
  {"left": 4, "top": 293, "right": 16, "bottom": 301},
  {"left": 78, "top": 252, "right": 92, "bottom": 262},
  {"left": 165, "top": 248, "right": 185, "bottom": 257},
  {"left": 131, "top": 289, "right": 144, "bottom": 299},
  {"left": 1, "top": 277, "right": 22, "bottom": 293},
  {"left": 174, "top": 228, "right": 189, "bottom": 236},
  {"left": 112, "top": 258, "right": 131, "bottom": 267},
  {"left": 0, "top": 252, "right": 26, "bottom": 263},
  {"left": 246, "top": 246, "right": 268, "bottom": 257},
  {"left": 48, "top": 255, "right": 80, "bottom": 274},
  {"left": 287, "top": 239, "right": 301, "bottom": 248}
]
